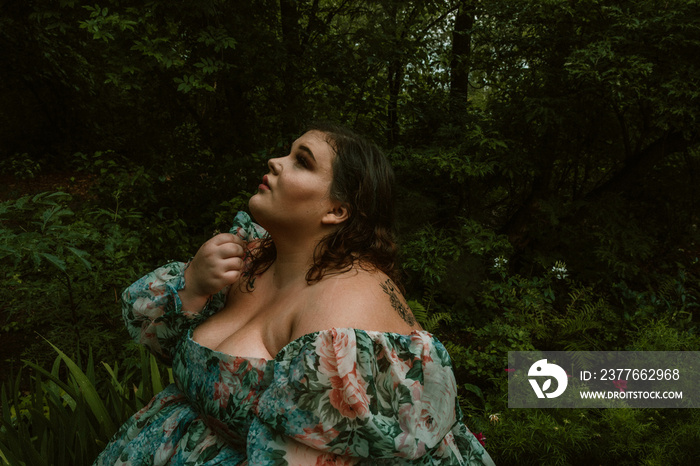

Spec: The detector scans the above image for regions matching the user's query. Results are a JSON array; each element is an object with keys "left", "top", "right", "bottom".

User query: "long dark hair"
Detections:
[{"left": 245, "top": 122, "right": 400, "bottom": 289}]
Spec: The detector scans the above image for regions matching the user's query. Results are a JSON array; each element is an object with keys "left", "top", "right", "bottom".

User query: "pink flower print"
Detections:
[
  {"left": 331, "top": 329, "right": 357, "bottom": 377},
  {"left": 613, "top": 379, "right": 627, "bottom": 392},
  {"left": 394, "top": 361, "right": 457, "bottom": 457},
  {"left": 148, "top": 282, "right": 165, "bottom": 296},
  {"left": 385, "top": 347, "right": 412, "bottom": 382},
  {"left": 221, "top": 357, "right": 248, "bottom": 374},
  {"left": 473, "top": 432, "right": 486, "bottom": 447},
  {"left": 315, "top": 330, "right": 371, "bottom": 419},
  {"left": 314, "top": 453, "right": 356, "bottom": 465},
  {"left": 298, "top": 423, "right": 341, "bottom": 450},
  {"left": 133, "top": 297, "right": 163, "bottom": 319},
  {"left": 395, "top": 415, "right": 428, "bottom": 459},
  {"left": 316, "top": 331, "right": 341, "bottom": 375},
  {"left": 147, "top": 271, "right": 170, "bottom": 296},
  {"left": 416, "top": 406, "right": 442, "bottom": 442},
  {"left": 410, "top": 333, "right": 435, "bottom": 365},
  {"left": 154, "top": 440, "right": 176, "bottom": 464},
  {"left": 316, "top": 329, "right": 358, "bottom": 377},
  {"left": 405, "top": 379, "right": 423, "bottom": 400},
  {"left": 329, "top": 370, "right": 370, "bottom": 420},
  {"left": 415, "top": 359, "right": 456, "bottom": 445},
  {"left": 213, "top": 381, "right": 230, "bottom": 408}
]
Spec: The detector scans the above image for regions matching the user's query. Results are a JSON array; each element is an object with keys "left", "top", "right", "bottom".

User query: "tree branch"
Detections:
[{"left": 585, "top": 131, "right": 691, "bottom": 201}]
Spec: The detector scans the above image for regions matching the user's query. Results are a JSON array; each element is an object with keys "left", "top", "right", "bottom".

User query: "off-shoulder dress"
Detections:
[{"left": 93, "top": 213, "right": 495, "bottom": 465}]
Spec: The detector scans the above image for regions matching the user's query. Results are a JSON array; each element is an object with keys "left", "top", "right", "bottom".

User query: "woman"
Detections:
[{"left": 94, "top": 124, "right": 495, "bottom": 465}]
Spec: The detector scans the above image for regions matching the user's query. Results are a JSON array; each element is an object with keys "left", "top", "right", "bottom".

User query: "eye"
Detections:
[{"left": 295, "top": 154, "right": 309, "bottom": 168}]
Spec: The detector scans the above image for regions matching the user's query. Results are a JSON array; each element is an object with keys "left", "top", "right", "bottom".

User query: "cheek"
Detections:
[{"left": 283, "top": 176, "right": 330, "bottom": 203}]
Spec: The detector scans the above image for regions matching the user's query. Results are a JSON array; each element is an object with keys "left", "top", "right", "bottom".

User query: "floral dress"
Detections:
[{"left": 93, "top": 213, "right": 495, "bottom": 466}]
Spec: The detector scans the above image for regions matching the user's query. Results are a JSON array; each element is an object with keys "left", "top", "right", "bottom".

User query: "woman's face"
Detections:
[{"left": 249, "top": 130, "right": 340, "bottom": 234}]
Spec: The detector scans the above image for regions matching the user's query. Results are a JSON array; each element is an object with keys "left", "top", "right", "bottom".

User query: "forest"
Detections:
[{"left": 1, "top": 0, "right": 699, "bottom": 464}]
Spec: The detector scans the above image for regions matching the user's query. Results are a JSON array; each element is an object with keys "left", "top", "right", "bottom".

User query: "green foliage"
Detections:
[
  {"left": 400, "top": 215, "right": 512, "bottom": 312},
  {"left": 448, "top": 261, "right": 700, "bottom": 463},
  {"left": 0, "top": 158, "right": 194, "bottom": 366},
  {"left": 408, "top": 299, "right": 451, "bottom": 333},
  {"left": 480, "top": 405, "right": 700, "bottom": 465},
  {"left": 0, "top": 153, "right": 41, "bottom": 180},
  {"left": 402, "top": 224, "right": 462, "bottom": 289},
  {"left": 1, "top": 0, "right": 699, "bottom": 463},
  {"left": 0, "top": 344, "right": 170, "bottom": 466},
  {"left": 0, "top": 192, "right": 100, "bottom": 347}
]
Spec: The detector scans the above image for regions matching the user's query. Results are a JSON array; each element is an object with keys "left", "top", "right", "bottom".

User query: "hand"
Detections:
[{"left": 180, "top": 233, "right": 247, "bottom": 312}]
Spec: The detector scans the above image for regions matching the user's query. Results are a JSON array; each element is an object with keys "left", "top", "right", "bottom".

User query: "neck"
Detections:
[{"left": 266, "top": 231, "right": 325, "bottom": 290}]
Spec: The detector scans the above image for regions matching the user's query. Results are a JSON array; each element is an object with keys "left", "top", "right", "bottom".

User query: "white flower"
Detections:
[
  {"left": 493, "top": 257, "right": 508, "bottom": 270},
  {"left": 551, "top": 261, "right": 568, "bottom": 279},
  {"left": 489, "top": 413, "right": 500, "bottom": 423}
]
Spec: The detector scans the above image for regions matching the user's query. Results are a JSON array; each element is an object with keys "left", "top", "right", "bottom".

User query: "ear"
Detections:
[{"left": 321, "top": 202, "right": 349, "bottom": 226}]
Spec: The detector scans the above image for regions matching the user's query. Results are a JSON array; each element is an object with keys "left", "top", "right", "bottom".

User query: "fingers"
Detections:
[
  {"left": 217, "top": 242, "right": 247, "bottom": 260},
  {"left": 212, "top": 234, "right": 248, "bottom": 257},
  {"left": 186, "top": 233, "right": 250, "bottom": 297},
  {"left": 209, "top": 232, "right": 247, "bottom": 247},
  {"left": 200, "top": 234, "right": 247, "bottom": 260},
  {"left": 218, "top": 256, "right": 245, "bottom": 274}
]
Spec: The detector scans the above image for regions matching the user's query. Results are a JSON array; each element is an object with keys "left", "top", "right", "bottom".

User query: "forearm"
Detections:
[{"left": 178, "top": 263, "right": 215, "bottom": 315}]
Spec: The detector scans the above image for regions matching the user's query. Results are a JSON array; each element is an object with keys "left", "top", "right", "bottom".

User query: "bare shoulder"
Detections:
[{"left": 292, "top": 267, "right": 421, "bottom": 339}]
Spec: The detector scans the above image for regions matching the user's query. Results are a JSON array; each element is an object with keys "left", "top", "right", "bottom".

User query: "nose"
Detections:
[{"left": 268, "top": 157, "right": 281, "bottom": 174}]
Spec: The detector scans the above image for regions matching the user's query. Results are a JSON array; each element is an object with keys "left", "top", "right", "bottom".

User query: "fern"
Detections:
[{"left": 408, "top": 299, "right": 452, "bottom": 332}]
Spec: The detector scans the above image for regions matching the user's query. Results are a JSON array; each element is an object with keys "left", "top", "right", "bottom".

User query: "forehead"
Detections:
[{"left": 293, "top": 131, "right": 335, "bottom": 160}]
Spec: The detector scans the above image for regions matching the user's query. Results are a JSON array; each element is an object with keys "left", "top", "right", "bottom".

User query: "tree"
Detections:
[{"left": 449, "top": 0, "right": 476, "bottom": 119}]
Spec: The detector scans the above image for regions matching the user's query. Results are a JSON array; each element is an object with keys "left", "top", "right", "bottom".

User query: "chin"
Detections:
[
  {"left": 248, "top": 195, "right": 262, "bottom": 220},
  {"left": 248, "top": 197, "right": 273, "bottom": 228}
]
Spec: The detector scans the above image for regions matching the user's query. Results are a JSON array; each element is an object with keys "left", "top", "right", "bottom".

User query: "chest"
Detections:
[{"left": 191, "top": 278, "right": 316, "bottom": 359}]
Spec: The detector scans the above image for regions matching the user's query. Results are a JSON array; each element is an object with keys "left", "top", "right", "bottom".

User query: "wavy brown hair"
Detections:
[{"left": 244, "top": 122, "right": 400, "bottom": 290}]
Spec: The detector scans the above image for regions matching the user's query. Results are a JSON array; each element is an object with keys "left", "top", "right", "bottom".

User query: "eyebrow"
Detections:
[{"left": 297, "top": 144, "right": 316, "bottom": 162}]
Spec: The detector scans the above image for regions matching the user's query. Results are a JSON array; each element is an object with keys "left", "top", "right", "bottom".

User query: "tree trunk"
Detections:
[
  {"left": 449, "top": 1, "right": 475, "bottom": 119},
  {"left": 387, "top": 60, "right": 403, "bottom": 146},
  {"left": 280, "top": 0, "right": 304, "bottom": 133}
]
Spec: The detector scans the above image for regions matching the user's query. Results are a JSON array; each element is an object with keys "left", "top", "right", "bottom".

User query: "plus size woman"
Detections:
[{"left": 94, "top": 124, "right": 495, "bottom": 465}]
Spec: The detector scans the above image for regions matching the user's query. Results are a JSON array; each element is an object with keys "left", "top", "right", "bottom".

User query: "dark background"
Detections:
[{"left": 1, "top": 1, "right": 699, "bottom": 464}]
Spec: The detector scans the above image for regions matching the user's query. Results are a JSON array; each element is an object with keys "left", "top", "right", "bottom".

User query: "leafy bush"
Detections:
[
  {"left": 0, "top": 153, "right": 41, "bottom": 180},
  {"left": 0, "top": 343, "right": 170, "bottom": 466},
  {"left": 392, "top": 187, "right": 700, "bottom": 463},
  {"left": 0, "top": 168, "right": 195, "bottom": 367}
]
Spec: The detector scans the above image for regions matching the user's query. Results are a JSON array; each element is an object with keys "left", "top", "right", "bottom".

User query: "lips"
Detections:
[{"left": 258, "top": 175, "right": 271, "bottom": 191}]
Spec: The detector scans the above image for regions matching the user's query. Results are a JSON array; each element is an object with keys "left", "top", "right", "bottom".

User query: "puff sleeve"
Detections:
[{"left": 247, "top": 328, "right": 495, "bottom": 465}]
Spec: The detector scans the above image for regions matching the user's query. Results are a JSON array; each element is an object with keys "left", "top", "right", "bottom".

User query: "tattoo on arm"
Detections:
[{"left": 379, "top": 279, "right": 416, "bottom": 326}]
